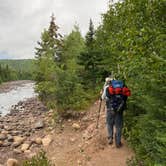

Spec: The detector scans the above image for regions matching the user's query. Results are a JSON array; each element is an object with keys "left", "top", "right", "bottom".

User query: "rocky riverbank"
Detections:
[
  {"left": 0, "top": 97, "right": 54, "bottom": 165},
  {"left": 0, "top": 81, "right": 33, "bottom": 93}
]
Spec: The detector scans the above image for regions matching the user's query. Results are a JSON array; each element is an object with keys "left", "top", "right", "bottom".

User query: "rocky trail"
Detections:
[
  {"left": 0, "top": 95, "right": 133, "bottom": 166},
  {"left": 45, "top": 101, "right": 134, "bottom": 166}
]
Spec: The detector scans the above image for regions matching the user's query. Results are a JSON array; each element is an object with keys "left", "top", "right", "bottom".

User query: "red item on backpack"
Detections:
[
  {"left": 122, "top": 87, "right": 131, "bottom": 96},
  {"left": 108, "top": 86, "right": 131, "bottom": 96},
  {"left": 108, "top": 86, "right": 114, "bottom": 95},
  {"left": 114, "top": 87, "right": 122, "bottom": 94}
]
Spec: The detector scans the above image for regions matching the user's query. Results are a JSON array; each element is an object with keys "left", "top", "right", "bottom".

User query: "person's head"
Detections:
[{"left": 105, "top": 77, "right": 113, "bottom": 84}]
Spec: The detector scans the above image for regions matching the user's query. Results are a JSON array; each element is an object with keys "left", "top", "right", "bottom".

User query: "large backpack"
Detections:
[
  {"left": 108, "top": 80, "right": 131, "bottom": 96},
  {"left": 107, "top": 80, "right": 131, "bottom": 112}
]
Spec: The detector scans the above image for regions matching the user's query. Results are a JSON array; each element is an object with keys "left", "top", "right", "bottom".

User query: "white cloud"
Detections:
[{"left": 0, "top": 0, "right": 110, "bottom": 59}]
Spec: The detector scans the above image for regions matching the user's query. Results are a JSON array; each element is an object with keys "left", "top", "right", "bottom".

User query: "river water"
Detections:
[{"left": 0, "top": 82, "right": 37, "bottom": 116}]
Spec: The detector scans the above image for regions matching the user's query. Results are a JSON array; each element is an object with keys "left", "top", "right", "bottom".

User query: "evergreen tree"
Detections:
[
  {"left": 55, "top": 26, "right": 88, "bottom": 113},
  {"left": 85, "top": 19, "right": 94, "bottom": 49},
  {"left": 34, "top": 14, "right": 63, "bottom": 105},
  {"left": 78, "top": 19, "right": 102, "bottom": 88}
]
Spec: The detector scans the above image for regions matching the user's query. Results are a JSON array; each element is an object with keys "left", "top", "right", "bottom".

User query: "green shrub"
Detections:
[{"left": 22, "top": 151, "right": 52, "bottom": 166}]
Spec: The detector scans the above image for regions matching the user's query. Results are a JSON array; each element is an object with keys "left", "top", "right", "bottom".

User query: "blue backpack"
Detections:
[{"left": 111, "top": 80, "right": 124, "bottom": 88}]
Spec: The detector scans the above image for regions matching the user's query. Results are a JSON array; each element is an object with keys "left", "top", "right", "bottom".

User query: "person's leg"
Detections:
[
  {"left": 115, "top": 111, "right": 123, "bottom": 147},
  {"left": 106, "top": 110, "right": 114, "bottom": 144}
]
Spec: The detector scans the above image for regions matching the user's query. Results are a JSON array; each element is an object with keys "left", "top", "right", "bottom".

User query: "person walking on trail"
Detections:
[{"left": 101, "top": 78, "right": 131, "bottom": 148}]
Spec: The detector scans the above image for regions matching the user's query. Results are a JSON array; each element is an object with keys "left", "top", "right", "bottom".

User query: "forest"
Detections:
[
  {"left": 34, "top": 0, "right": 165, "bottom": 165},
  {"left": 0, "top": 59, "right": 35, "bottom": 83}
]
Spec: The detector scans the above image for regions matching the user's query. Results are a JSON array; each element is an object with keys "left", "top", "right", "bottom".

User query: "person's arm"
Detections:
[
  {"left": 105, "top": 86, "right": 111, "bottom": 98},
  {"left": 101, "top": 86, "right": 106, "bottom": 100}
]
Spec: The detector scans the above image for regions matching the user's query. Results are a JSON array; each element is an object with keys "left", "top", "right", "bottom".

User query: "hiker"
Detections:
[{"left": 102, "top": 78, "right": 131, "bottom": 147}]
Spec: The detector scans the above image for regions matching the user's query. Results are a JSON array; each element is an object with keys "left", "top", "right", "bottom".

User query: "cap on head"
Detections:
[{"left": 105, "top": 77, "right": 113, "bottom": 83}]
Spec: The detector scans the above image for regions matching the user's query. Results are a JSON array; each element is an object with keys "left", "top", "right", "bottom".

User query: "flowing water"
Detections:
[{"left": 0, "top": 82, "right": 37, "bottom": 116}]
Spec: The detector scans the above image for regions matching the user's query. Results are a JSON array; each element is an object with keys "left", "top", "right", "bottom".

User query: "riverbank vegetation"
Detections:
[
  {"left": 0, "top": 59, "right": 35, "bottom": 83},
  {"left": 34, "top": 0, "right": 165, "bottom": 165},
  {"left": 23, "top": 151, "right": 52, "bottom": 166}
]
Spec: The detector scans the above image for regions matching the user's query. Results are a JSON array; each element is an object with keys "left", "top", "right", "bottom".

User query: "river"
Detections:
[{"left": 0, "top": 81, "right": 37, "bottom": 116}]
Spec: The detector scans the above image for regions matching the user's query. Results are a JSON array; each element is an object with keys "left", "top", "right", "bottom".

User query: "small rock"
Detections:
[
  {"left": 72, "top": 123, "right": 80, "bottom": 130},
  {"left": 13, "top": 149, "right": 22, "bottom": 154},
  {"left": 3, "top": 141, "right": 12, "bottom": 147},
  {"left": 82, "top": 117, "right": 89, "bottom": 122},
  {"left": 7, "top": 158, "right": 19, "bottom": 166},
  {"left": 12, "top": 142, "right": 22, "bottom": 148},
  {"left": 0, "top": 140, "right": 3, "bottom": 146},
  {"left": 0, "top": 133, "right": 7, "bottom": 140},
  {"left": 68, "top": 119, "right": 72, "bottom": 122},
  {"left": 21, "top": 143, "right": 30, "bottom": 152},
  {"left": 78, "top": 144, "right": 82, "bottom": 148},
  {"left": 34, "top": 120, "right": 44, "bottom": 129},
  {"left": 77, "top": 160, "right": 82, "bottom": 165},
  {"left": 24, "top": 150, "right": 31, "bottom": 154},
  {"left": 1, "top": 130, "right": 8, "bottom": 134},
  {"left": 70, "top": 138, "right": 76, "bottom": 142},
  {"left": 4, "top": 126, "right": 12, "bottom": 131},
  {"left": 11, "top": 131, "right": 20, "bottom": 136},
  {"left": 42, "top": 135, "right": 52, "bottom": 146},
  {"left": 24, "top": 132, "right": 30, "bottom": 137},
  {"left": 13, "top": 136, "right": 25, "bottom": 143},
  {"left": 35, "top": 137, "right": 42, "bottom": 145},
  {"left": 8, "top": 135, "right": 14, "bottom": 142},
  {"left": 0, "top": 124, "right": 4, "bottom": 129},
  {"left": 49, "top": 109, "right": 54, "bottom": 113}
]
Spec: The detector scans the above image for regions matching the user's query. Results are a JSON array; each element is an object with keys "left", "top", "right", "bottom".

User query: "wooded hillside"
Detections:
[{"left": 0, "top": 59, "right": 35, "bottom": 83}]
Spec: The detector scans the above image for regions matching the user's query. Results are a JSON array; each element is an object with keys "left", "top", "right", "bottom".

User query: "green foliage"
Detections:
[
  {"left": 94, "top": 0, "right": 166, "bottom": 165},
  {"left": 34, "top": 14, "right": 63, "bottom": 106},
  {"left": 34, "top": 16, "right": 91, "bottom": 115},
  {"left": 22, "top": 151, "right": 52, "bottom": 166},
  {"left": 78, "top": 19, "right": 102, "bottom": 88},
  {"left": 0, "top": 59, "right": 35, "bottom": 73},
  {"left": 0, "top": 64, "right": 17, "bottom": 83},
  {"left": 0, "top": 59, "right": 35, "bottom": 82},
  {"left": 54, "top": 26, "right": 91, "bottom": 114}
]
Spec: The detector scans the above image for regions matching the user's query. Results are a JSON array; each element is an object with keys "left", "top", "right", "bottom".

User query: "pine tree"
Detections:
[
  {"left": 54, "top": 25, "right": 87, "bottom": 113},
  {"left": 35, "top": 14, "right": 63, "bottom": 105},
  {"left": 85, "top": 19, "right": 94, "bottom": 49},
  {"left": 78, "top": 19, "right": 102, "bottom": 88}
]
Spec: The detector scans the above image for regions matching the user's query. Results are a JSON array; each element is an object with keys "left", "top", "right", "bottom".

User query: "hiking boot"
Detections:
[
  {"left": 108, "top": 138, "right": 113, "bottom": 145},
  {"left": 116, "top": 142, "right": 122, "bottom": 148}
]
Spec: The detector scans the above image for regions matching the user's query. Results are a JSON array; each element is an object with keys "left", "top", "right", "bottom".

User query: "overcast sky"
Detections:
[{"left": 0, "top": 0, "right": 115, "bottom": 59}]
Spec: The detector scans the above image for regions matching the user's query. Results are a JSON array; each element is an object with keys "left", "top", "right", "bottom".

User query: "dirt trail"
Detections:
[{"left": 45, "top": 101, "right": 134, "bottom": 166}]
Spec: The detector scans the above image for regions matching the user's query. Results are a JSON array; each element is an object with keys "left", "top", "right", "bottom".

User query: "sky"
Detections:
[{"left": 0, "top": 0, "right": 113, "bottom": 59}]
